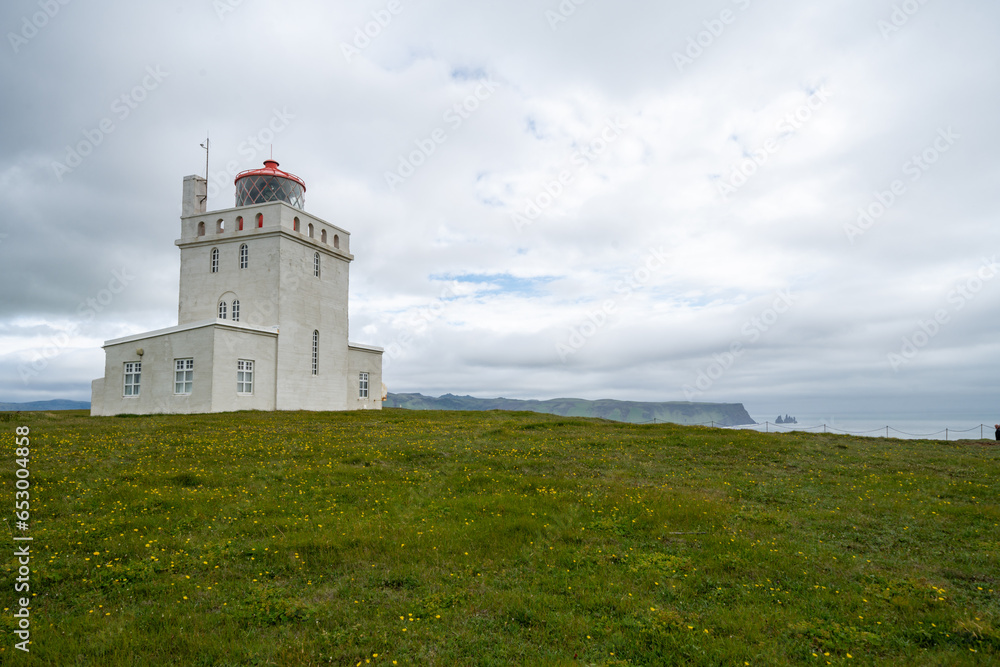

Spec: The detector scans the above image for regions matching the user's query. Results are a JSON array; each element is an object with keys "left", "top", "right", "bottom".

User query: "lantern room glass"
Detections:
[{"left": 235, "top": 174, "right": 305, "bottom": 210}]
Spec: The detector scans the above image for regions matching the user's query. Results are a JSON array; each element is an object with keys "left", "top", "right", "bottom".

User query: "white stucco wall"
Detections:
[
  {"left": 177, "top": 201, "right": 350, "bottom": 259},
  {"left": 95, "top": 325, "right": 218, "bottom": 416},
  {"left": 92, "top": 321, "right": 277, "bottom": 416},
  {"left": 177, "top": 234, "right": 281, "bottom": 327},
  {"left": 90, "top": 378, "right": 105, "bottom": 416},
  {"left": 347, "top": 345, "right": 384, "bottom": 411},
  {"left": 274, "top": 235, "right": 352, "bottom": 411},
  {"left": 209, "top": 326, "right": 278, "bottom": 412}
]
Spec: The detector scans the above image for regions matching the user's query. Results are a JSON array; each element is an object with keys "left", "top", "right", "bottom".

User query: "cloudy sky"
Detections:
[{"left": 1, "top": 0, "right": 998, "bottom": 420}]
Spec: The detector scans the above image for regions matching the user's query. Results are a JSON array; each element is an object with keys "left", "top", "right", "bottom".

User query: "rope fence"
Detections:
[{"left": 634, "top": 419, "right": 999, "bottom": 441}]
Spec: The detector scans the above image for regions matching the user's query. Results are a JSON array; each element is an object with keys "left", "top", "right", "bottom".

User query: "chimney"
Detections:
[{"left": 181, "top": 175, "right": 207, "bottom": 217}]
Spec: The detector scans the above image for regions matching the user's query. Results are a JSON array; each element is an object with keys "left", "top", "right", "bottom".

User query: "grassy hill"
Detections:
[
  {"left": 2, "top": 408, "right": 998, "bottom": 665},
  {"left": 386, "top": 393, "right": 756, "bottom": 426}
]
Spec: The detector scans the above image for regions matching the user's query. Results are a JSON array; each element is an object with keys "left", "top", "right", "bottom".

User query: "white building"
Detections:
[{"left": 90, "top": 160, "right": 383, "bottom": 416}]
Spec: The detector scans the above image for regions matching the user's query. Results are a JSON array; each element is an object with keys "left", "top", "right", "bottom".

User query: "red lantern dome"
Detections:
[{"left": 234, "top": 159, "right": 306, "bottom": 210}]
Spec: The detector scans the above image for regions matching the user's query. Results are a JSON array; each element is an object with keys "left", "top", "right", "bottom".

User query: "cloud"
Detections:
[{"left": 1, "top": 0, "right": 998, "bottom": 419}]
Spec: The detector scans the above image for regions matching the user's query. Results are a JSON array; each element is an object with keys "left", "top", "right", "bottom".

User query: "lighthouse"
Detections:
[{"left": 90, "top": 159, "right": 383, "bottom": 416}]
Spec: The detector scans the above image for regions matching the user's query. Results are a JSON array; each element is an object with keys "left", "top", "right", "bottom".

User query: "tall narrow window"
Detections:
[
  {"left": 231, "top": 299, "right": 240, "bottom": 322},
  {"left": 359, "top": 372, "right": 369, "bottom": 399},
  {"left": 237, "top": 216, "right": 244, "bottom": 231},
  {"left": 313, "top": 252, "right": 320, "bottom": 278},
  {"left": 333, "top": 234, "right": 340, "bottom": 249},
  {"left": 256, "top": 213, "right": 263, "bottom": 228},
  {"left": 237, "top": 360, "right": 254, "bottom": 394},
  {"left": 308, "top": 223, "right": 314, "bottom": 238},
  {"left": 216, "top": 219, "right": 225, "bottom": 234},
  {"left": 123, "top": 362, "right": 141, "bottom": 396},
  {"left": 197, "top": 221, "right": 206, "bottom": 236},
  {"left": 174, "top": 359, "right": 193, "bottom": 395},
  {"left": 218, "top": 301, "right": 227, "bottom": 319},
  {"left": 321, "top": 229, "right": 327, "bottom": 243},
  {"left": 210, "top": 248, "right": 219, "bottom": 273},
  {"left": 239, "top": 244, "right": 248, "bottom": 269},
  {"left": 311, "top": 330, "right": 319, "bottom": 376},
  {"left": 293, "top": 217, "right": 300, "bottom": 232}
]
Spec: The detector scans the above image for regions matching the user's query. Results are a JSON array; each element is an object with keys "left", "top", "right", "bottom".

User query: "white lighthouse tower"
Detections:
[{"left": 90, "top": 160, "right": 383, "bottom": 416}]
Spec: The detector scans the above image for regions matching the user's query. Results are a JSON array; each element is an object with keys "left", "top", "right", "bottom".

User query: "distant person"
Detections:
[{"left": 995, "top": 424, "right": 999, "bottom": 441}]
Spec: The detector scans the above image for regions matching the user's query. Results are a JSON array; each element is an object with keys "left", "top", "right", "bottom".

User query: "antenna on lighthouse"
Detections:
[{"left": 199, "top": 134, "right": 210, "bottom": 205}]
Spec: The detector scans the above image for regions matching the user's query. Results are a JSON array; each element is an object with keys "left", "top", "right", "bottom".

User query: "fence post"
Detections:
[
  {"left": 886, "top": 426, "right": 888, "bottom": 438},
  {"left": 945, "top": 428, "right": 948, "bottom": 441}
]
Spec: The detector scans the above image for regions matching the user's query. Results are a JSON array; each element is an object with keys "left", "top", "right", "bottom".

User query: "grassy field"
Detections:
[{"left": 1, "top": 408, "right": 998, "bottom": 665}]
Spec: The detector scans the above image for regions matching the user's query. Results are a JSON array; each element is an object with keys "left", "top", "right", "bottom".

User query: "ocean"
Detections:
[{"left": 728, "top": 410, "right": 998, "bottom": 441}]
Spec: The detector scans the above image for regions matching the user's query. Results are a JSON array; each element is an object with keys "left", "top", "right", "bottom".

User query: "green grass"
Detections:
[{"left": 2, "top": 408, "right": 998, "bottom": 665}]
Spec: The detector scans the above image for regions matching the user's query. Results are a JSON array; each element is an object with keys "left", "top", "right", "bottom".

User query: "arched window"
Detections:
[
  {"left": 197, "top": 221, "right": 206, "bottom": 236},
  {"left": 239, "top": 244, "right": 248, "bottom": 269},
  {"left": 313, "top": 252, "right": 320, "bottom": 278},
  {"left": 307, "top": 223, "right": 314, "bottom": 238},
  {"left": 333, "top": 234, "right": 340, "bottom": 249},
  {"left": 311, "top": 330, "right": 319, "bottom": 375},
  {"left": 293, "top": 217, "right": 300, "bottom": 232},
  {"left": 210, "top": 248, "right": 219, "bottom": 273},
  {"left": 232, "top": 299, "right": 240, "bottom": 322},
  {"left": 216, "top": 218, "right": 224, "bottom": 234},
  {"left": 218, "top": 301, "right": 227, "bottom": 319},
  {"left": 256, "top": 213, "right": 263, "bottom": 228},
  {"left": 321, "top": 229, "right": 327, "bottom": 243},
  {"left": 237, "top": 216, "right": 244, "bottom": 231}
]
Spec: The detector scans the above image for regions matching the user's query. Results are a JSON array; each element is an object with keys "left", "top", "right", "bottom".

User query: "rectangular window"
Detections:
[
  {"left": 174, "top": 358, "right": 193, "bottom": 395},
  {"left": 237, "top": 359, "right": 254, "bottom": 395},
  {"left": 359, "top": 372, "right": 369, "bottom": 399},
  {"left": 123, "top": 362, "right": 141, "bottom": 397}
]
